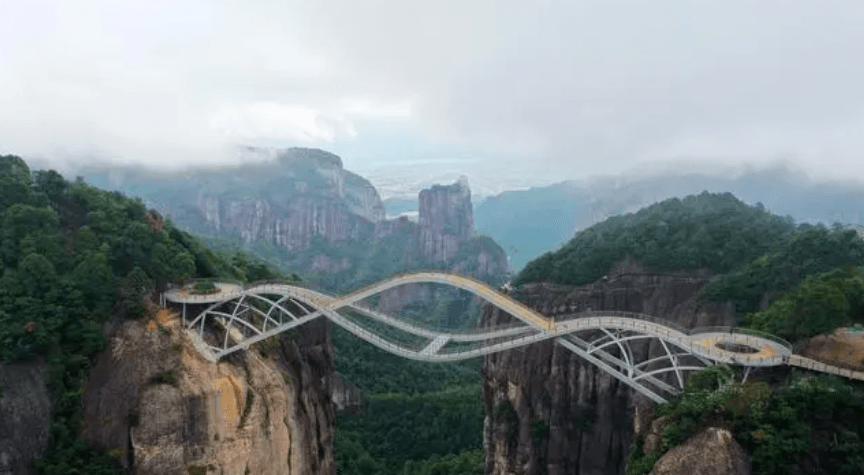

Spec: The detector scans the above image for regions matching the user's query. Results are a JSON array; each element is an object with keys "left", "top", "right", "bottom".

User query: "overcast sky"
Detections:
[{"left": 2, "top": 0, "right": 864, "bottom": 182}]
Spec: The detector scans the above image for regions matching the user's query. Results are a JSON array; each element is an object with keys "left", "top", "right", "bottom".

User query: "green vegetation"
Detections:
[
  {"left": 516, "top": 192, "right": 795, "bottom": 287},
  {"left": 0, "top": 155, "right": 282, "bottom": 474},
  {"left": 332, "top": 324, "right": 485, "bottom": 474},
  {"left": 745, "top": 266, "right": 864, "bottom": 342},
  {"left": 398, "top": 450, "right": 484, "bottom": 475},
  {"left": 508, "top": 190, "right": 864, "bottom": 474},
  {"left": 238, "top": 391, "right": 255, "bottom": 430},
  {"left": 335, "top": 384, "right": 484, "bottom": 474},
  {"left": 332, "top": 326, "right": 480, "bottom": 394},
  {"left": 191, "top": 281, "right": 218, "bottom": 294},
  {"left": 703, "top": 224, "right": 864, "bottom": 314},
  {"left": 627, "top": 366, "right": 864, "bottom": 475}
]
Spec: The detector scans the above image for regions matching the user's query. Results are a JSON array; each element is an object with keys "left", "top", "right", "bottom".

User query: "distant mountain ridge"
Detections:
[{"left": 475, "top": 163, "right": 864, "bottom": 271}]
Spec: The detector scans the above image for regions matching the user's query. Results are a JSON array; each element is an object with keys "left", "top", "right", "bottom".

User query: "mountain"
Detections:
[
  {"left": 485, "top": 192, "right": 864, "bottom": 475},
  {"left": 79, "top": 147, "right": 507, "bottom": 294},
  {"left": 475, "top": 163, "right": 864, "bottom": 271},
  {"left": 0, "top": 154, "right": 333, "bottom": 474}
]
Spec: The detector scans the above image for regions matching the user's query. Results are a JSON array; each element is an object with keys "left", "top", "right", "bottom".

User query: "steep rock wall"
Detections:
[
  {"left": 200, "top": 195, "right": 373, "bottom": 252},
  {"left": 0, "top": 360, "right": 52, "bottom": 475},
  {"left": 375, "top": 178, "right": 507, "bottom": 317},
  {"left": 81, "top": 310, "right": 335, "bottom": 475},
  {"left": 417, "top": 176, "right": 474, "bottom": 263},
  {"left": 482, "top": 264, "right": 735, "bottom": 475}
]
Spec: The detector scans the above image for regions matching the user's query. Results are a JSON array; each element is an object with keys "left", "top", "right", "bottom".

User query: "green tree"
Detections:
[{"left": 0, "top": 154, "right": 31, "bottom": 213}]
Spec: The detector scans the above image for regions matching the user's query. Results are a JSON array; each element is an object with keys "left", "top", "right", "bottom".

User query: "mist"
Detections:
[{"left": 2, "top": 0, "right": 864, "bottom": 181}]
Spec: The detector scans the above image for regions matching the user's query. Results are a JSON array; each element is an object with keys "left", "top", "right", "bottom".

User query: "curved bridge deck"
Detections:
[{"left": 164, "top": 272, "right": 864, "bottom": 403}]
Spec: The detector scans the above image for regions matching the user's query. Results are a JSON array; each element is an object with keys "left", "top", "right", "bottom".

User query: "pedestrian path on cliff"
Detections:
[{"left": 164, "top": 272, "right": 864, "bottom": 403}]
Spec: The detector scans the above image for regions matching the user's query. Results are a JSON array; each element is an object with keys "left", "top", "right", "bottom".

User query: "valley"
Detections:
[{"left": 2, "top": 150, "right": 864, "bottom": 475}]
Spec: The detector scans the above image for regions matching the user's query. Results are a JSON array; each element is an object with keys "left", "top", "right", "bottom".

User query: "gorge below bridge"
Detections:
[{"left": 164, "top": 272, "right": 864, "bottom": 404}]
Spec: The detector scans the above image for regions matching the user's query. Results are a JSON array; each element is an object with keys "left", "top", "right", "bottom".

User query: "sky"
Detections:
[{"left": 2, "top": 0, "right": 864, "bottom": 184}]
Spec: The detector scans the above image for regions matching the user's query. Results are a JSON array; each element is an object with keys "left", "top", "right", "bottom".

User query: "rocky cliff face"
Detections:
[
  {"left": 482, "top": 262, "right": 736, "bottom": 475},
  {"left": 82, "top": 149, "right": 505, "bottom": 288},
  {"left": 0, "top": 360, "right": 52, "bottom": 475},
  {"left": 373, "top": 179, "right": 506, "bottom": 318},
  {"left": 417, "top": 176, "right": 474, "bottom": 262},
  {"left": 83, "top": 147, "right": 384, "bottom": 254},
  {"left": 189, "top": 148, "right": 384, "bottom": 252},
  {"left": 81, "top": 309, "right": 335, "bottom": 475}
]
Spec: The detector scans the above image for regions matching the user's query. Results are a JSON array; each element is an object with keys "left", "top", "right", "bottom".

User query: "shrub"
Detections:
[{"left": 191, "top": 281, "right": 218, "bottom": 294}]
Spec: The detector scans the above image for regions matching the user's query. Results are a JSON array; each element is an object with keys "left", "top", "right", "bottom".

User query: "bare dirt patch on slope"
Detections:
[{"left": 801, "top": 327, "right": 864, "bottom": 370}]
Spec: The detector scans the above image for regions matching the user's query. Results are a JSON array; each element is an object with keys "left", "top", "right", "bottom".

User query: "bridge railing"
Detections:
[
  {"left": 179, "top": 277, "right": 245, "bottom": 287},
  {"left": 554, "top": 310, "right": 693, "bottom": 336},
  {"left": 790, "top": 354, "right": 864, "bottom": 376},
  {"left": 341, "top": 270, "right": 505, "bottom": 301},
  {"left": 164, "top": 285, "right": 246, "bottom": 304},
  {"left": 554, "top": 312, "right": 793, "bottom": 352},
  {"left": 691, "top": 326, "right": 793, "bottom": 352},
  {"left": 788, "top": 355, "right": 864, "bottom": 380}
]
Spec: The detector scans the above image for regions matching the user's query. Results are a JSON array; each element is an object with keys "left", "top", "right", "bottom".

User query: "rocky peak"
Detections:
[{"left": 418, "top": 176, "right": 475, "bottom": 262}]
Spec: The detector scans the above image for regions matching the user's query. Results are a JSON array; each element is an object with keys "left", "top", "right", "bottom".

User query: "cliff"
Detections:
[
  {"left": 481, "top": 262, "right": 736, "bottom": 475},
  {"left": 0, "top": 360, "right": 52, "bottom": 475},
  {"left": 81, "top": 308, "right": 335, "bottom": 475},
  {"left": 417, "top": 176, "right": 474, "bottom": 262},
  {"left": 81, "top": 149, "right": 506, "bottom": 288},
  {"left": 371, "top": 179, "right": 506, "bottom": 324}
]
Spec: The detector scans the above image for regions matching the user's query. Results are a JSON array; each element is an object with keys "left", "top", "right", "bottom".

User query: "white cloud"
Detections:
[{"left": 1, "top": 0, "right": 864, "bottom": 180}]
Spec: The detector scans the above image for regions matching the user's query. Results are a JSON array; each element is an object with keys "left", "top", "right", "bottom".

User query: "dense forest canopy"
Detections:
[
  {"left": 702, "top": 224, "right": 864, "bottom": 314},
  {"left": 515, "top": 192, "right": 864, "bottom": 334},
  {"left": 516, "top": 192, "right": 797, "bottom": 287},
  {"left": 0, "top": 154, "right": 283, "bottom": 473}
]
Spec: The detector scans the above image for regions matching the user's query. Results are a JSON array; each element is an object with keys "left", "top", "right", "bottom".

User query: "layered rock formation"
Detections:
[
  {"left": 81, "top": 309, "right": 334, "bottom": 475},
  {"left": 0, "top": 361, "right": 52, "bottom": 475},
  {"left": 482, "top": 261, "right": 737, "bottom": 475},
  {"left": 417, "top": 176, "right": 474, "bottom": 262},
  {"left": 177, "top": 148, "right": 383, "bottom": 252}
]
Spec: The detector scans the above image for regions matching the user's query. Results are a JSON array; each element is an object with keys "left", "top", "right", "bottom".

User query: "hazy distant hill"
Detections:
[{"left": 476, "top": 164, "right": 864, "bottom": 271}]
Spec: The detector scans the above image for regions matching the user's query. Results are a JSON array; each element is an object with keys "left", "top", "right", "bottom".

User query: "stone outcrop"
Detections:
[
  {"left": 81, "top": 309, "right": 334, "bottom": 475},
  {"left": 482, "top": 261, "right": 736, "bottom": 475},
  {"left": 374, "top": 179, "right": 506, "bottom": 317},
  {"left": 651, "top": 427, "right": 751, "bottom": 475},
  {"left": 642, "top": 416, "right": 670, "bottom": 454},
  {"left": 417, "top": 176, "right": 474, "bottom": 262},
  {"left": 0, "top": 360, "right": 52, "bottom": 475}
]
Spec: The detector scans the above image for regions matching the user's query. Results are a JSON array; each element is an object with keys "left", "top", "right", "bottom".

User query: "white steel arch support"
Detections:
[{"left": 162, "top": 272, "right": 846, "bottom": 404}]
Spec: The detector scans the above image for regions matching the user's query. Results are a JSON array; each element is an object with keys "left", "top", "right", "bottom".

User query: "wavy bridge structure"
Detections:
[{"left": 164, "top": 272, "right": 864, "bottom": 403}]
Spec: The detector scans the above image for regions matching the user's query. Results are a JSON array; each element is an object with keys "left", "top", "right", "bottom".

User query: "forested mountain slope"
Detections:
[
  {"left": 477, "top": 164, "right": 864, "bottom": 271},
  {"left": 516, "top": 192, "right": 796, "bottom": 287},
  {"left": 507, "top": 190, "right": 864, "bottom": 475},
  {"left": 0, "top": 154, "right": 295, "bottom": 474}
]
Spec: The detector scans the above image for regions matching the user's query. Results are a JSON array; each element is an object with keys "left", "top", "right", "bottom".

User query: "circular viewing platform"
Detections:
[{"left": 164, "top": 283, "right": 244, "bottom": 304}]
